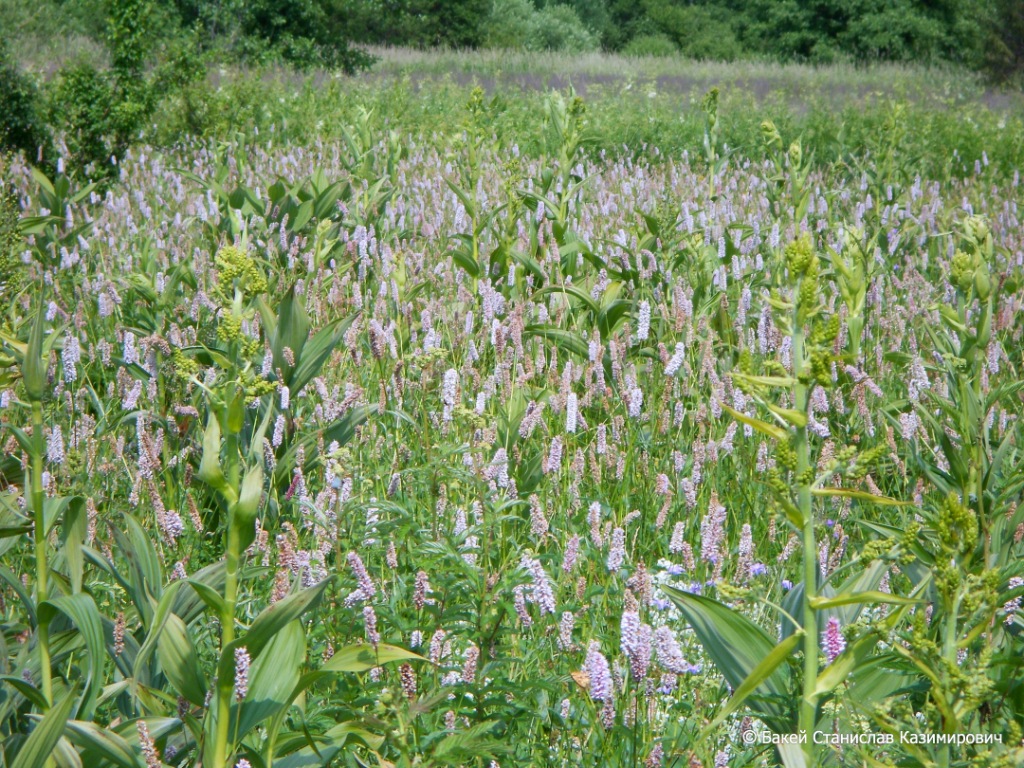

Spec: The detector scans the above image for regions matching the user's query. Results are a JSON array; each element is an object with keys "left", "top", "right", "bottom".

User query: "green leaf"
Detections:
[
  {"left": 232, "top": 462, "right": 264, "bottom": 552},
  {"left": 705, "top": 631, "right": 802, "bottom": 733},
  {"left": 58, "top": 497, "right": 87, "bottom": 594},
  {"left": 662, "top": 586, "right": 793, "bottom": 729},
  {"left": 808, "top": 591, "right": 920, "bottom": 610},
  {"left": 523, "top": 325, "right": 589, "bottom": 359},
  {"left": 274, "top": 723, "right": 384, "bottom": 767},
  {"left": 184, "top": 575, "right": 227, "bottom": 618},
  {"left": 157, "top": 614, "right": 208, "bottom": 707},
  {"left": 766, "top": 404, "right": 808, "bottom": 428},
  {"left": 811, "top": 488, "right": 912, "bottom": 506},
  {"left": 321, "top": 643, "right": 424, "bottom": 674},
  {"left": 12, "top": 687, "right": 77, "bottom": 768},
  {"left": 0, "top": 675, "right": 50, "bottom": 711},
  {"left": 38, "top": 594, "right": 105, "bottom": 719},
  {"left": 217, "top": 579, "right": 332, "bottom": 686},
  {"left": 133, "top": 581, "right": 185, "bottom": 688},
  {"left": 235, "top": 620, "right": 305, "bottom": 738},
  {"left": 721, "top": 404, "right": 789, "bottom": 442},
  {"left": 22, "top": 297, "right": 48, "bottom": 402},
  {"left": 197, "top": 414, "right": 232, "bottom": 501},
  {"left": 535, "top": 285, "right": 599, "bottom": 316},
  {"left": 63, "top": 720, "right": 144, "bottom": 768},
  {"left": 290, "top": 313, "right": 357, "bottom": 396}
]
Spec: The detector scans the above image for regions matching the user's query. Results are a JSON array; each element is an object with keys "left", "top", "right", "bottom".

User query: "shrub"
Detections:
[
  {"left": 622, "top": 32, "right": 678, "bottom": 58},
  {"left": 528, "top": 4, "right": 599, "bottom": 53},
  {"left": 0, "top": 39, "right": 49, "bottom": 162}
]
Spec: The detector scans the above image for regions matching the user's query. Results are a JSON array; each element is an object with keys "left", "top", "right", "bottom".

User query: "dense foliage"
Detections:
[
  {"left": 5, "top": 0, "right": 1024, "bottom": 77},
  {"left": 1, "top": 76, "right": 1024, "bottom": 766}
]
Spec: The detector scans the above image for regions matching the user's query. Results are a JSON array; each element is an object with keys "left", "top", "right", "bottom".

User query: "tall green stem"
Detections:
[
  {"left": 213, "top": 521, "right": 240, "bottom": 768},
  {"left": 31, "top": 399, "right": 53, "bottom": 704},
  {"left": 793, "top": 318, "right": 817, "bottom": 765}
]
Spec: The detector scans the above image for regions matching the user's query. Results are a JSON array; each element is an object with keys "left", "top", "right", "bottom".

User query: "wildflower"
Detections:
[
  {"left": 545, "top": 437, "right": 563, "bottom": 474},
  {"left": 563, "top": 534, "right": 580, "bottom": 573},
  {"left": 137, "top": 721, "right": 160, "bottom": 768},
  {"left": 1003, "top": 577, "right": 1024, "bottom": 625},
  {"left": 513, "top": 585, "right": 532, "bottom": 626},
  {"left": 558, "top": 611, "right": 575, "bottom": 649},
  {"left": 363, "top": 605, "right": 380, "bottom": 648},
  {"left": 441, "top": 368, "right": 457, "bottom": 422},
  {"left": 62, "top": 335, "right": 80, "bottom": 382},
  {"left": 664, "top": 342, "right": 686, "bottom": 376},
  {"left": 114, "top": 613, "right": 126, "bottom": 656},
  {"left": 621, "top": 611, "right": 652, "bottom": 680},
  {"left": 123, "top": 332, "right": 138, "bottom": 366},
  {"left": 823, "top": 617, "right": 845, "bottom": 663},
  {"left": 529, "top": 494, "right": 549, "bottom": 538},
  {"left": 234, "top": 646, "right": 250, "bottom": 700},
  {"left": 653, "top": 625, "right": 693, "bottom": 674},
  {"left": 522, "top": 555, "right": 556, "bottom": 615},
  {"left": 461, "top": 644, "right": 479, "bottom": 683},
  {"left": 736, "top": 524, "right": 754, "bottom": 583},
  {"left": 699, "top": 494, "right": 727, "bottom": 564},
  {"left": 344, "top": 551, "right": 375, "bottom": 606},
  {"left": 626, "top": 386, "right": 643, "bottom": 418},
  {"left": 565, "top": 392, "right": 578, "bottom": 433},
  {"left": 400, "top": 663, "right": 417, "bottom": 699},
  {"left": 429, "top": 629, "right": 447, "bottom": 664},
  {"left": 607, "top": 527, "right": 626, "bottom": 571},
  {"left": 636, "top": 301, "right": 651, "bottom": 342},
  {"left": 414, "top": 570, "right": 431, "bottom": 610},
  {"left": 584, "top": 641, "right": 612, "bottom": 701},
  {"left": 47, "top": 427, "right": 65, "bottom": 465},
  {"left": 588, "top": 502, "right": 603, "bottom": 546},
  {"left": 669, "top": 522, "right": 686, "bottom": 554}
]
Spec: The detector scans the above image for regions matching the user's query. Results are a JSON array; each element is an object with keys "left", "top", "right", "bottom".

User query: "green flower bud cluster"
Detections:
[
  {"left": 765, "top": 468, "right": 790, "bottom": 496},
  {"left": 936, "top": 492, "right": 978, "bottom": 555},
  {"left": 808, "top": 347, "right": 832, "bottom": 387},
  {"left": 849, "top": 442, "right": 889, "bottom": 479},
  {"left": 858, "top": 539, "right": 891, "bottom": 564},
  {"left": 950, "top": 250, "right": 975, "bottom": 294},
  {"left": 785, "top": 233, "right": 816, "bottom": 275},
  {"left": 810, "top": 315, "right": 840, "bottom": 345},
  {"left": 788, "top": 141, "right": 802, "bottom": 170},
  {"left": 217, "top": 314, "right": 243, "bottom": 345},
  {"left": 775, "top": 441, "right": 797, "bottom": 472},
  {"left": 215, "top": 245, "right": 268, "bottom": 298},
  {"left": 466, "top": 86, "right": 486, "bottom": 117},
  {"left": 244, "top": 376, "right": 278, "bottom": 401},
  {"left": 171, "top": 348, "right": 198, "bottom": 380},
  {"left": 899, "top": 521, "right": 922, "bottom": 556},
  {"left": 760, "top": 120, "right": 781, "bottom": 149},
  {"left": 960, "top": 571, "right": 998, "bottom": 615},
  {"left": 700, "top": 87, "right": 719, "bottom": 128}
]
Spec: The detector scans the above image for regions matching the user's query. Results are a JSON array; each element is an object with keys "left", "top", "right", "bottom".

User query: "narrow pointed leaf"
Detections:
[
  {"left": 12, "top": 688, "right": 77, "bottom": 768},
  {"left": 721, "top": 404, "right": 789, "bottom": 441}
]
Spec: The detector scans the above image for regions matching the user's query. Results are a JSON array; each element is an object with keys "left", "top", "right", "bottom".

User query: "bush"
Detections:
[
  {"left": 622, "top": 32, "right": 678, "bottom": 58},
  {"left": 0, "top": 158, "right": 26, "bottom": 298},
  {"left": 528, "top": 4, "right": 599, "bottom": 53},
  {"left": 0, "top": 39, "right": 49, "bottom": 162},
  {"left": 47, "top": 62, "right": 118, "bottom": 173},
  {"left": 484, "top": 0, "right": 599, "bottom": 53}
]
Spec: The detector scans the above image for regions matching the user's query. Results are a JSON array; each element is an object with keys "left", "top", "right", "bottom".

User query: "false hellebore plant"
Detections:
[{"left": 664, "top": 232, "right": 921, "bottom": 768}]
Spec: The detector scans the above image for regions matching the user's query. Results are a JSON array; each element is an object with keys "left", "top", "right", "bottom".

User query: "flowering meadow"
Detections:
[{"left": 1, "top": 82, "right": 1023, "bottom": 768}]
